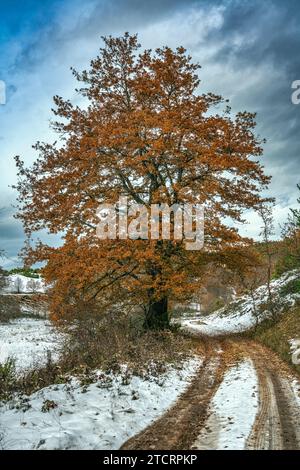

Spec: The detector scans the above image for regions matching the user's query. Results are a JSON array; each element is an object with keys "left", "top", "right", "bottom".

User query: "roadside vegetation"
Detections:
[
  {"left": 250, "top": 186, "right": 300, "bottom": 373},
  {"left": 0, "top": 307, "right": 199, "bottom": 403},
  {"left": 256, "top": 238, "right": 300, "bottom": 368},
  {"left": 252, "top": 305, "right": 300, "bottom": 375},
  {"left": 7, "top": 268, "right": 40, "bottom": 279}
]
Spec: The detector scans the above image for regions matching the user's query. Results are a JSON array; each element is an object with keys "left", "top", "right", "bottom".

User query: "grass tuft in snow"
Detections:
[{"left": 0, "top": 357, "right": 17, "bottom": 401}]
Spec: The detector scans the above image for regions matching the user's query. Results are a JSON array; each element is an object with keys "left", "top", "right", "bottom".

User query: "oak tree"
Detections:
[{"left": 15, "top": 33, "right": 270, "bottom": 328}]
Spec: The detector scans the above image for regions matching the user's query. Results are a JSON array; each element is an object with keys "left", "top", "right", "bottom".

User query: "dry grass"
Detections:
[
  {"left": 253, "top": 305, "right": 300, "bottom": 374},
  {"left": 0, "top": 296, "right": 22, "bottom": 323},
  {"left": 0, "top": 308, "right": 198, "bottom": 401},
  {"left": 59, "top": 309, "right": 197, "bottom": 376}
]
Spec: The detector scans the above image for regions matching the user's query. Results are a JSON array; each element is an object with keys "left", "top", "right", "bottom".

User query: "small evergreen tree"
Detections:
[
  {"left": 291, "top": 184, "right": 300, "bottom": 227},
  {"left": 275, "top": 184, "right": 300, "bottom": 276}
]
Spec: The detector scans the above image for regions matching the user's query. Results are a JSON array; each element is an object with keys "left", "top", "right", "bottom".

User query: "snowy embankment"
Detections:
[
  {"left": 0, "top": 357, "right": 201, "bottom": 450},
  {"left": 182, "top": 270, "right": 300, "bottom": 337},
  {"left": 193, "top": 360, "right": 258, "bottom": 450},
  {"left": 0, "top": 318, "right": 64, "bottom": 371}
]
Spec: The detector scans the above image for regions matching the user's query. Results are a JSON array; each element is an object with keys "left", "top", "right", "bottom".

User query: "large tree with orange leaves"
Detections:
[{"left": 15, "top": 33, "right": 270, "bottom": 329}]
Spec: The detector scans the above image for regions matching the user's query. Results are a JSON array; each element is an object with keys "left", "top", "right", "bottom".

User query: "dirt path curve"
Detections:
[{"left": 121, "top": 338, "right": 300, "bottom": 450}]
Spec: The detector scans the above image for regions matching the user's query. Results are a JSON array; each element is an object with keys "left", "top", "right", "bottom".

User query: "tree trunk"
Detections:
[{"left": 144, "top": 296, "right": 169, "bottom": 330}]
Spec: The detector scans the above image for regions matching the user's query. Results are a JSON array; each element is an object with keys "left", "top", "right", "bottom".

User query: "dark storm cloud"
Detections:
[
  {"left": 209, "top": 0, "right": 300, "bottom": 77},
  {"left": 0, "top": 219, "right": 23, "bottom": 241},
  {"left": 0, "top": 209, "right": 23, "bottom": 266},
  {"left": 8, "top": 0, "right": 199, "bottom": 74},
  {"left": 189, "top": 0, "right": 300, "bottom": 208}
]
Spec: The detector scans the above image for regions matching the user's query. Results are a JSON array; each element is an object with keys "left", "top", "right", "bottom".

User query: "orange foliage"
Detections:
[{"left": 15, "top": 33, "right": 271, "bottom": 326}]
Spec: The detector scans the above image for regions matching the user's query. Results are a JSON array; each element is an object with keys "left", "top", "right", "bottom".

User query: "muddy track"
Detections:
[
  {"left": 122, "top": 339, "right": 245, "bottom": 450},
  {"left": 121, "top": 341, "right": 225, "bottom": 450},
  {"left": 121, "top": 338, "right": 300, "bottom": 450},
  {"left": 242, "top": 340, "right": 300, "bottom": 450}
]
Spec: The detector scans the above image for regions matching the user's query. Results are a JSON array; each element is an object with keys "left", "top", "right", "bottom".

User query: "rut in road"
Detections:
[
  {"left": 121, "top": 338, "right": 300, "bottom": 450},
  {"left": 242, "top": 340, "right": 300, "bottom": 450},
  {"left": 121, "top": 340, "right": 243, "bottom": 450}
]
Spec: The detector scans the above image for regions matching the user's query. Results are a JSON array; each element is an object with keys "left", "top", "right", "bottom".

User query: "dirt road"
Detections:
[{"left": 121, "top": 338, "right": 300, "bottom": 450}]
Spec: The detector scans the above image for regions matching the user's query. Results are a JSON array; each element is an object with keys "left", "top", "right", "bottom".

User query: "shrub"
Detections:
[
  {"left": 58, "top": 305, "right": 197, "bottom": 377},
  {"left": 8, "top": 268, "right": 40, "bottom": 279},
  {"left": 280, "top": 278, "right": 300, "bottom": 297},
  {"left": 253, "top": 306, "right": 300, "bottom": 375},
  {"left": 0, "top": 357, "right": 17, "bottom": 401},
  {"left": 41, "top": 399, "right": 58, "bottom": 412},
  {"left": 0, "top": 296, "right": 22, "bottom": 323}
]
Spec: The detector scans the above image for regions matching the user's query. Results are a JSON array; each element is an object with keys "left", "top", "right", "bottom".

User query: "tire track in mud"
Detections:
[
  {"left": 242, "top": 340, "right": 300, "bottom": 450},
  {"left": 245, "top": 366, "right": 283, "bottom": 449},
  {"left": 121, "top": 341, "right": 225, "bottom": 450},
  {"left": 121, "top": 337, "right": 300, "bottom": 450},
  {"left": 121, "top": 340, "right": 244, "bottom": 450},
  {"left": 269, "top": 371, "right": 298, "bottom": 449}
]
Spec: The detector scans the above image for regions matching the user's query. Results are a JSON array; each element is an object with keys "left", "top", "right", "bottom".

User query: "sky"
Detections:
[{"left": 0, "top": 0, "right": 300, "bottom": 268}]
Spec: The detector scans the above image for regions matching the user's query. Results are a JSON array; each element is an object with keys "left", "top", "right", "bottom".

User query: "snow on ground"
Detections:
[
  {"left": 193, "top": 360, "right": 259, "bottom": 450},
  {"left": 289, "top": 338, "right": 300, "bottom": 364},
  {"left": 182, "top": 269, "right": 300, "bottom": 336},
  {"left": 0, "top": 357, "right": 201, "bottom": 450},
  {"left": 0, "top": 318, "right": 64, "bottom": 371},
  {"left": 292, "top": 379, "right": 300, "bottom": 408},
  {"left": 3, "top": 274, "right": 46, "bottom": 294}
]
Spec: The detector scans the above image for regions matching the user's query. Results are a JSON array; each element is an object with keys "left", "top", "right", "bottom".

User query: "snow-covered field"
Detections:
[
  {"left": 182, "top": 270, "right": 300, "bottom": 336},
  {"left": 0, "top": 358, "right": 201, "bottom": 450},
  {"left": 0, "top": 318, "right": 64, "bottom": 371}
]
